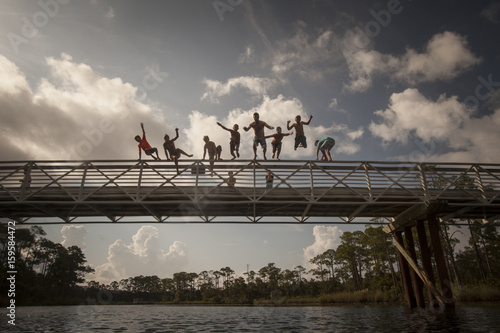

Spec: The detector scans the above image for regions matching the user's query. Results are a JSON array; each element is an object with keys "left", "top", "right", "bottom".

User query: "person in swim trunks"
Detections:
[
  {"left": 287, "top": 115, "right": 312, "bottom": 151},
  {"left": 264, "top": 126, "right": 293, "bottom": 160},
  {"left": 243, "top": 112, "right": 274, "bottom": 160}
]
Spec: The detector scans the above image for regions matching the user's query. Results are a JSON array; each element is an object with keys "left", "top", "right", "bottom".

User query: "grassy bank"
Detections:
[
  {"left": 453, "top": 284, "right": 500, "bottom": 302},
  {"left": 253, "top": 290, "right": 401, "bottom": 306}
]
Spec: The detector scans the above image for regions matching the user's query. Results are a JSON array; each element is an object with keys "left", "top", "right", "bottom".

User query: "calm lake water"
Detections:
[{"left": 2, "top": 304, "right": 500, "bottom": 332}]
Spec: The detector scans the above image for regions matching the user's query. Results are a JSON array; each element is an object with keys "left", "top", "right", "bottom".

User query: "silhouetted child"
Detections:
[
  {"left": 135, "top": 122, "right": 160, "bottom": 160},
  {"left": 287, "top": 115, "right": 312, "bottom": 150},
  {"left": 216, "top": 145, "right": 223, "bottom": 160},
  {"left": 163, "top": 128, "right": 193, "bottom": 174},
  {"left": 203, "top": 135, "right": 217, "bottom": 176},
  {"left": 264, "top": 127, "right": 293, "bottom": 160},
  {"left": 243, "top": 112, "right": 274, "bottom": 160},
  {"left": 217, "top": 122, "right": 240, "bottom": 160}
]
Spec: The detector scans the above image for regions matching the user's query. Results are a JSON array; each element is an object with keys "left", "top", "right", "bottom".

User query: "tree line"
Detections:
[{"left": 1, "top": 221, "right": 498, "bottom": 306}]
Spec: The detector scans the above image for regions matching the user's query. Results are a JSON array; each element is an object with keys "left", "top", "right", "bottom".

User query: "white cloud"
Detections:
[
  {"left": 370, "top": 88, "right": 500, "bottom": 163},
  {"left": 0, "top": 54, "right": 32, "bottom": 95},
  {"left": 201, "top": 76, "right": 276, "bottom": 103},
  {"left": 343, "top": 31, "right": 481, "bottom": 92},
  {"left": 302, "top": 226, "right": 342, "bottom": 269},
  {"left": 0, "top": 53, "right": 171, "bottom": 160},
  {"left": 369, "top": 88, "right": 470, "bottom": 144},
  {"left": 92, "top": 226, "right": 188, "bottom": 284},
  {"left": 61, "top": 225, "right": 88, "bottom": 250}
]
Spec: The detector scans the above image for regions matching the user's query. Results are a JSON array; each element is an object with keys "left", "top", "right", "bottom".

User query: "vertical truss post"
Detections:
[
  {"left": 364, "top": 162, "right": 372, "bottom": 201},
  {"left": 473, "top": 165, "right": 486, "bottom": 200},
  {"left": 418, "top": 163, "right": 429, "bottom": 201},
  {"left": 416, "top": 220, "right": 438, "bottom": 308},
  {"left": 394, "top": 231, "right": 417, "bottom": 308},
  {"left": 78, "top": 162, "right": 89, "bottom": 200},
  {"left": 404, "top": 226, "right": 425, "bottom": 308},
  {"left": 427, "top": 214, "right": 455, "bottom": 309}
]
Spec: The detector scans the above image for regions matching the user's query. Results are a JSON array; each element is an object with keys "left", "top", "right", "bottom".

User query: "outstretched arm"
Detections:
[
  {"left": 140, "top": 122, "right": 146, "bottom": 137},
  {"left": 243, "top": 124, "right": 252, "bottom": 132},
  {"left": 303, "top": 115, "right": 313, "bottom": 125},
  {"left": 264, "top": 122, "right": 274, "bottom": 130},
  {"left": 217, "top": 122, "right": 230, "bottom": 131}
]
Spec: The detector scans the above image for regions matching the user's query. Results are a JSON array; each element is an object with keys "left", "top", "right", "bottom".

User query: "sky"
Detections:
[{"left": 1, "top": 0, "right": 499, "bottom": 284}]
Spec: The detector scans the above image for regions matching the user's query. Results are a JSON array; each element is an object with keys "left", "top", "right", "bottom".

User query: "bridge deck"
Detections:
[{"left": 1, "top": 160, "right": 499, "bottom": 224}]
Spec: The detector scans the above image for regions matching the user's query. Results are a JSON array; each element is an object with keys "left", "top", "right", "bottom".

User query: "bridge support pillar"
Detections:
[
  {"left": 385, "top": 202, "right": 455, "bottom": 309},
  {"left": 427, "top": 214, "right": 455, "bottom": 309}
]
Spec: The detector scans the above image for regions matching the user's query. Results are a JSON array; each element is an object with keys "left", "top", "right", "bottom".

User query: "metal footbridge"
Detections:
[{"left": 1, "top": 160, "right": 499, "bottom": 224}]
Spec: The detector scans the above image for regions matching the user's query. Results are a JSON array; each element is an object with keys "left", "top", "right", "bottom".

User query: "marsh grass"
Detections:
[{"left": 453, "top": 284, "right": 500, "bottom": 302}]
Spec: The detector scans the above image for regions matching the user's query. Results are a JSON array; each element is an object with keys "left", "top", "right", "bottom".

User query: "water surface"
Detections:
[{"left": 2, "top": 304, "right": 499, "bottom": 332}]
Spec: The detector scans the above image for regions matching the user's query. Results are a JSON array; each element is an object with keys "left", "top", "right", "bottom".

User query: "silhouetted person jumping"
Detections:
[
  {"left": 287, "top": 115, "right": 312, "bottom": 150},
  {"left": 243, "top": 112, "right": 274, "bottom": 160}
]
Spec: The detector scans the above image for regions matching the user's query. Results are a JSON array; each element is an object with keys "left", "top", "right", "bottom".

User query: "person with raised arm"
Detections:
[
  {"left": 287, "top": 115, "right": 313, "bottom": 151},
  {"left": 135, "top": 122, "right": 161, "bottom": 160},
  {"left": 163, "top": 128, "right": 193, "bottom": 174}
]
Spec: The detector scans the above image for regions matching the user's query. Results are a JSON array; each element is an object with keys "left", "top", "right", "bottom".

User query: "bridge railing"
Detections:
[{"left": 1, "top": 159, "right": 499, "bottom": 199}]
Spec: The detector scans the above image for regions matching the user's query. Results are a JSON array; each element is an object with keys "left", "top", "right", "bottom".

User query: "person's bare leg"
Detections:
[{"left": 178, "top": 149, "right": 193, "bottom": 158}]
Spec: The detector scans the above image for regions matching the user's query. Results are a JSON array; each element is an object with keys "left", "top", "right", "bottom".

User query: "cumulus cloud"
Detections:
[
  {"left": 201, "top": 76, "right": 277, "bottom": 103},
  {"left": 343, "top": 31, "right": 481, "bottom": 92},
  {"left": 92, "top": 226, "right": 188, "bottom": 284},
  {"left": 369, "top": 88, "right": 470, "bottom": 144},
  {"left": 0, "top": 53, "right": 170, "bottom": 160},
  {"left": 303, "top": 226, "right": 342, "bottom": 269},
  {"left": 185, "top": 95, "right": 363, "bottom": 160},
  {"left": 61, "top": 225, "right": 88, "bottom": 250},
  {"left": 369, "top": 88, "right": 500, "bottom": 163}
]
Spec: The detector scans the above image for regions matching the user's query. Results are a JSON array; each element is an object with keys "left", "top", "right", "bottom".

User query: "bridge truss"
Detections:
[{"left": 0, "top": 160, "right": 499, "bottom": 225}]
